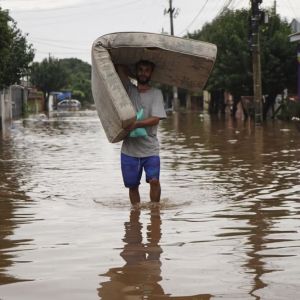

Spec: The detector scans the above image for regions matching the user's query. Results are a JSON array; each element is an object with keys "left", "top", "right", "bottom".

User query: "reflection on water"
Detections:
[
  {"left": 99, "top": 207, "right": 211, "bottom": 299},
  {"left": 159, "top": 113, "right": 300, "bottom": 299},
  {"left": 0, "top": 139, "right": 34, "bottom": 285},
  {"left": 0, "top": 111, "right": 300, "bottom": 299},
  {"left": 98, "top": 208, "right": 164, "bottom": 299}
]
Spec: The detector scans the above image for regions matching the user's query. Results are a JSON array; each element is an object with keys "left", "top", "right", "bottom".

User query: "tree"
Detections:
[
  {"left": 188, "top": 9, "right": 252, "bottom": 100},
  {"left": 0, "top": 7, "right": 34, "bottom": 89},
  {"left": 30, "top": 57, "right": 93, "bottom": 106},
  {"left": 188, "top": 9, "right": 297, "bottom": 102},
  {"left": 60, "top": 58, "right": 92, "bottom": 104},
  {"left": 30, "top": 57, "right": 68, "bottom": 101},
  {"left": 260, "top": 12, "right": 297, "bottom": 95}
]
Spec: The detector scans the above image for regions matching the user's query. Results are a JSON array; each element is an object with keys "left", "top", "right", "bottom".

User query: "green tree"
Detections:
[
  {"left": 30, "top": 57, "right": 68, "bottom": 101},
  {"left": 30, "top": 57, "right": 93, "bottom": 106},
  {"left": 60, "top": 58, "right": 92, "bottom": 105},
  {"left": 188, "top": 9, "right": 297, "bottom": 100},
  {"left": 260, "top": 13, "right": 297, "bottom": 95},
  {"left": 0, "top": 7, "right": 34, "bottom": 89},
  {"left": 188, "top": 9, "right": 252, "bottom": 100}
]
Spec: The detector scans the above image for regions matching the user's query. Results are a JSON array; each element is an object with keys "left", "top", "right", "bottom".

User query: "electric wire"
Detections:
[
  {"left": 30, "top": 36, "right": 90, "bottom": 44},
  {"left": 35, "top": 49, "right": 88, "bottom": 55},
  {"left": 233, "top": 0, "right": 249, "bottom": 9},
  {"left": 179, "top": 0, "right": 209, "bottom": 35},
  {"left": 7, "top": 0, "right": 144, "bottom": 23},
  {"left": 7, "top": 0, "right": 143, "bottom": 14},
  {"left": 216, "top": 0, "right": 235, "bottom": 17},
  {"left": 4, "top": 0, "right": 299, "bottom": 63},
  {"left": 30, "top": 39, "right": 89, "bottom": 51}
]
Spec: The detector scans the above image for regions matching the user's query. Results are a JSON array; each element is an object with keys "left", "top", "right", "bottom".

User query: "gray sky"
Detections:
[{"left": 1, "top": 0, "right": 299, "bottom": 64}]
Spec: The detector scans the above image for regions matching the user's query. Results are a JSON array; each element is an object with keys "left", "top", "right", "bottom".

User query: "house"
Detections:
[
  {"left": 289, "top": 18, "right": 300, "bottom": 44},
  {"left": 27, "top": 88, "right": 45, "bottom": 113},
  {"left": 289, "top": 19, "right": 300, "bottom": 101},
  {"left": 291, "top": 18, "right": 300, "bottom": 34}
]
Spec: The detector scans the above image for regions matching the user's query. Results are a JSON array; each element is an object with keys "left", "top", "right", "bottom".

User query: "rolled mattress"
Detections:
[{"left": 91, "top": 32, "right": 217, "bottom": 143}]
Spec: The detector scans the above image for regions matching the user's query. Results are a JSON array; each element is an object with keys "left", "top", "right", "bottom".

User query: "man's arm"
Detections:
[
  {"left": 126, "top": 117, "right": 160, "bottom": 131},
  {"left": 115, "top": 64, "right": 130, "bottom": 86}
]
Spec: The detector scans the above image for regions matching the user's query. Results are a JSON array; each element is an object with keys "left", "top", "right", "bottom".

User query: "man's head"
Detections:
[{"left": 135, "top": 60, "right": 155, "bottom": 85}]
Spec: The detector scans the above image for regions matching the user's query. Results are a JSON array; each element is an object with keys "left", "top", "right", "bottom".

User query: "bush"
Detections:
[{"left": 277, "top": 100, "right": 300, "bottom": 120}]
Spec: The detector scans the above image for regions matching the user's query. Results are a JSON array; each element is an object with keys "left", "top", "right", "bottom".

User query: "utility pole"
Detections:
[
  {"left": 168, "top": 0, "right": 174, "bottom": 36},
  {"left": 298, "top": 43, "right": 300, "bottom": 102},
  {"left": 165, "top": 0, "right": 180, "bottom": 111},
  {"left": 250, "top": 0, "right": 263, "bottom": 124}
]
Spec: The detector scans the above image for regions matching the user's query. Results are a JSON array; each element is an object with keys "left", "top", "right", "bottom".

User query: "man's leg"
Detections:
[
  {"left": 149, "top": 179, "right": 161, "bottom": 202},
  {"left": 143, "top": 156, "right": 161, "bottom": 203},
  {"left": 129, "top": 186, "right": 140, "bottom": 205},
  {"left": 121, "top": 153, "right": 143, "bottom": 205}
]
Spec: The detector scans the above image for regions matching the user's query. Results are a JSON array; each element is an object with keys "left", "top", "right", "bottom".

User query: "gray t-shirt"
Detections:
[{"left": 121, "top": 83, "right": 167, "bottom": 157}]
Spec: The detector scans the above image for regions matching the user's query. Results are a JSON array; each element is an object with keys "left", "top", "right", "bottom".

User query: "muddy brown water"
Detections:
[{"left": 0, "top": 110, "right": 299, "bottom": 300}]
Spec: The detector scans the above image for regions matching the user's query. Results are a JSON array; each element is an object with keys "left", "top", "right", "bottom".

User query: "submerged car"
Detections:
[{"left": 57, "top": 99, "right": 81, "bottom": 110}]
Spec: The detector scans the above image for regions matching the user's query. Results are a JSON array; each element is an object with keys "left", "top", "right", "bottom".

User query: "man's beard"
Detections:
[{"left": 137, "top": 75, "right": 151, "bottom": 85}]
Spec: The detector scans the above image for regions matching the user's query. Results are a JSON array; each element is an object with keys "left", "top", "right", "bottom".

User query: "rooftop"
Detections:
[{"left": 291, "top": 18, "right": 300, "bottom": 34}]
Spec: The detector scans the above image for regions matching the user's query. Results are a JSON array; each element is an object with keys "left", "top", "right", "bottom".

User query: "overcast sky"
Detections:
[{"left": 1, "top": 0, "right": 299, "bottom": 64}]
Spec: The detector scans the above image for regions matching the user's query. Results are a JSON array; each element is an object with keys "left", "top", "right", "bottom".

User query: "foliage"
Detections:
[
  {"left": 30, "top": 57, "right": 68, "bottom": 100},
  {"left": 30, "top": 57, "right": 92, "bottom": 105},
  {"left": 187, "top": 8, "right": 297, "bottom": 98},
  {"left": 60, "top": 58, "right": 92, "bottom": 105},
  {"left": 277, "top": 100, "right": 300, "bottom": 120},
  {"left": 0, "top": 7, "right": 34, "bottom": 89},
  {"left": 260, "top": 15, "right": 297, "bottom": 94}
]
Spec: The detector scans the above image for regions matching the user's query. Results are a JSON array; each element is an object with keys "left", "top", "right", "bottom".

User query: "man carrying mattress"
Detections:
[{"left": 116, "top": 60, "right": 167, "bottom": 207}]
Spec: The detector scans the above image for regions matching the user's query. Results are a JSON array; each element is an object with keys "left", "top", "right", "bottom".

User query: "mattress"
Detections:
[{"left": 91, "top": 32, "right": 217, "bottom": 143}]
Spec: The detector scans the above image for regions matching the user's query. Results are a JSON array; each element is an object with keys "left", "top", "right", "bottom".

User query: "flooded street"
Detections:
[{"left": 0, "top": 110, "right": 300, "bottom": 300}]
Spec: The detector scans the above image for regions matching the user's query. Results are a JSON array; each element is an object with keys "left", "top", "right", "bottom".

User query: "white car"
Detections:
[{"left": 57, "top": 99, "right": 81, "bottom": 110}]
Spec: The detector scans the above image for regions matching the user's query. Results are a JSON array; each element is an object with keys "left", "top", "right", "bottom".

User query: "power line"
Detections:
[
  {"left": 230, "top": 0, "right": 248, "bottom": 9},
  {"left": 36, "top": 49, "right": 88, "bottom": 55},
  {"left": 216, "top": 0, "right": 235, "bottom": 17},
  {"left": 8, "top": 0, "right": 144, "bottom": 25},
  {"left": 10, "top": 0, "right": 143, "bottom": 14},
  {"left": 33, "top": 49, "right": 88, "bottom": 56},
  {"left": 233, "top": 0, "right": 249, "bottom": 9},
  {"left": 179, "top": 0, "right": 209, "bottom": 35},
  {"left": 30, "top": 39, "right": 89, "bottom": 51},
  {"left": 227, "top": 0, "right": 237, "bottom": 9},
  {"left": 224, "top": 0, "right": 250, "bottom": 12},
  {"left": 30, "top": 36, "right": 90, "bottom": 44},
  {"left": 3, "top": 0, "right": 105, "bottom": 13},
  {"left": 29, "top": 35, "right": 91, "bottom": 47},
  {"left": 195, "top": 0, "right": 234, "bottom": 29}
]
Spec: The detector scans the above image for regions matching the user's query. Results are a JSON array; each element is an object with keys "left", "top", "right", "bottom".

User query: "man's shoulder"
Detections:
[
  {"left": 128, "top": 81, "right": 138, "bottom": 90},
  {"left": 127, "top": 82, "right": 139, "bottom": 95},
  {"left": 150, "top": 86, "right": 161, "bottom": 92},
  {"left": 149, "top": 87, "right": 163, "bottom": 96}
]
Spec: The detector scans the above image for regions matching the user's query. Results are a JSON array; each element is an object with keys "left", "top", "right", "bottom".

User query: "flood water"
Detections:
[{"left": 0, "top": 110, "right": 300, "bottom": 300}]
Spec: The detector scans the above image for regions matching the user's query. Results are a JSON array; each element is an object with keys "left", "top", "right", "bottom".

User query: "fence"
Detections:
[
  {"left": 11, "top": 85, "right": 25, "bottom": 119},
  {"left": 0, "top": 88, "right": 12, "bottom": 137},
  {"left": 0, "top": 85, "right": 27, "bottom": 137}
]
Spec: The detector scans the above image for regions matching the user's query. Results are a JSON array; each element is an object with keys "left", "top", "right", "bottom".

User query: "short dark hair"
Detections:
[{"left": 135, "top": 60, "right": 155, "bottom": 71}]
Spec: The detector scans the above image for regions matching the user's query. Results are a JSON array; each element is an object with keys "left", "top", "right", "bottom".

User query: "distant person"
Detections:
[{"left": 116, "top": 60, "right": 167, "bottom": 206}]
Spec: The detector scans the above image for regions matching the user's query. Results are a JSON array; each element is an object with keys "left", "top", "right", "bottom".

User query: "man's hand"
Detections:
[
  {"left": 125, "top": 122, "right": 137, "bottom": 131},
  {"left": 115, "top": 64, "right": 130, "bottom": 86},
  {"left": 125, "top": 117, "right": 160, "bottom": 132}
]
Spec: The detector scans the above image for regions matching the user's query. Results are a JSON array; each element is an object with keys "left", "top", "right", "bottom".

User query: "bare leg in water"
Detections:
[
  {"left": 129, "top": 186, "right": 140, "bottom": 206},
  {"left": 149, "top": 179, "right": 161, "bottom": 203}
]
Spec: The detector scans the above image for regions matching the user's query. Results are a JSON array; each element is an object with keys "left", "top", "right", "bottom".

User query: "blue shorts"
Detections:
[{"left": 121, "top": 153, "right": 160, "bottom": 188}]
